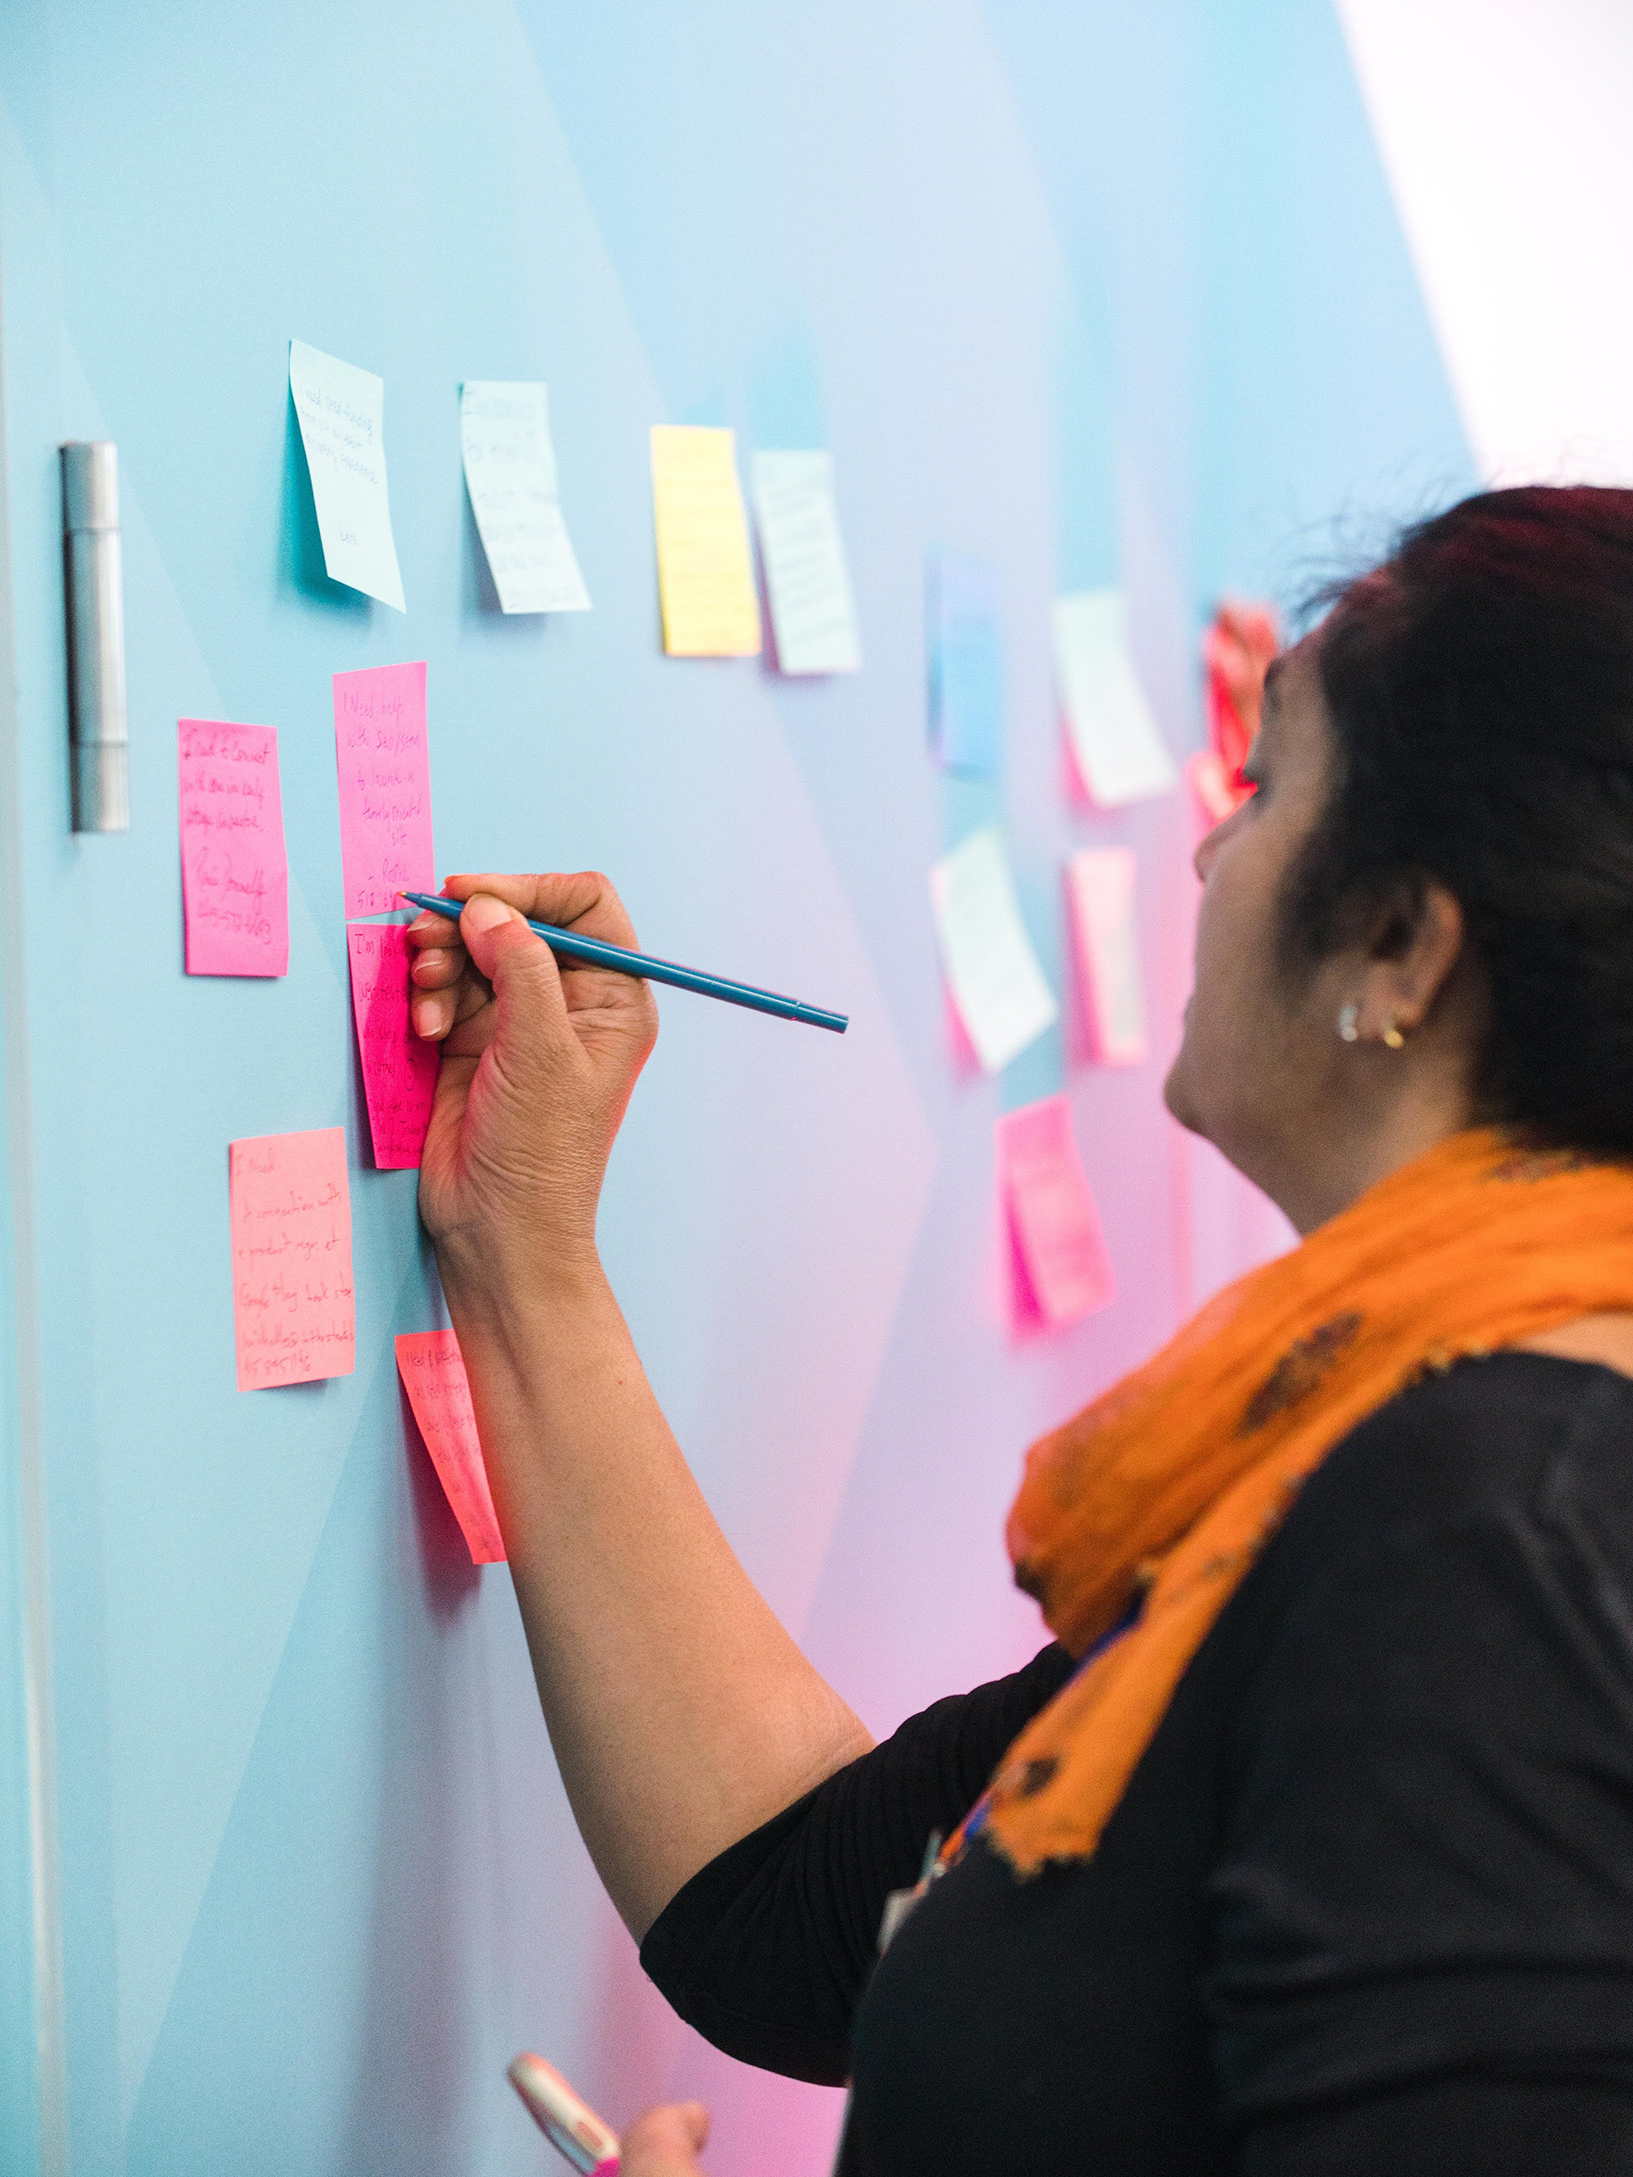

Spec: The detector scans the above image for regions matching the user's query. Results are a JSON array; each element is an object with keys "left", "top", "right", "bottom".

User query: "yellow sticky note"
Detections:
[{"left": 650, "top": 425, "right": 762, "bottom": 657}]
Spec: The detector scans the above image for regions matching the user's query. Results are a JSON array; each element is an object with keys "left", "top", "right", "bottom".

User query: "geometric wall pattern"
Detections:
[{"left": 0, "top": 2, "right": 1500, "bottom": 2170}]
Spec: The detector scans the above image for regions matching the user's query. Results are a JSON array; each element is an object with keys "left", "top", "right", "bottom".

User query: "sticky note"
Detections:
[
  {"left": 929, "top": 828, "right": 1058, "bottom": 1075},
  {"left": 333, "top": 662, "right": 435, "bottom": 918},
  {"left": 997, "top": 1095, "right": 1115, "bottom": 1329},
  {"left": 396, "top": 1330, "right": 505, "bottom": 1564},
  {"left": 178, "top": 719, "right": 289, "bottom": 977},
  {"left": 927, "top": 550, "right": 1002, "bottom": 776},
  {"left": 649, "top": 425, "right": 761, "bottom": 656},
  {"left": 750, "top": 451, "right": 861, "bottom": 674},
  {"left": 1066, "top": 848, "right": 1147, "bottom": 1067},
  {"left": 348, "top": 924, "right": 438, "bottom": 1168},
  {"left": 288, "top": 339, "right": 406, "bottom": 612},
  {"left": 229, "top": 1128, "right": 355, "bottom": 1391},
  {"left": 1052, "top": 590, "right": 1176, "bottom": 806},
  {"left": 460, "top": 381, "right": 592, "bottom": 615}
]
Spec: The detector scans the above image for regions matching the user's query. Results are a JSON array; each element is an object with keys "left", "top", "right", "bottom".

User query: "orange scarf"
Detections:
[{"left": 968, "top": 1128, "right": 1633, "bottom": 1878}]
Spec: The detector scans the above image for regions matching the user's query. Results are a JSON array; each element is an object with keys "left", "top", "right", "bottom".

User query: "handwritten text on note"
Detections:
[
  {"left": 178, "top": 719, "right": 289, "bottom": 977},
  {"left": 333, "top": 661, "right": 435, "bottom": 918},
  {"left": 649, "top": 426, "right": 762, "bottom": 657},
  {"left": 396, "top": 1330, "right": 505, "bottom": 1563},
  {"left": 288, "top": 339, "right": 406, "bottom": 612},
  {"left": 348, "top": 923, "right": 438, "bottom": 1169},
  {"left": 997, "top": 1095, "right": 1115, "bottom": 1331},
  {"left": 751, "top": 451, "right": 861, "bottom": 674},
  {"left": 229, "top": 1128, "right": 355, "bottom": 1391},
  {"left": 929, "top": 828, "right": 1058, "bottom": 1075},
  {"left": 460, "top": 381, "right": 592, "bottom": 615}
]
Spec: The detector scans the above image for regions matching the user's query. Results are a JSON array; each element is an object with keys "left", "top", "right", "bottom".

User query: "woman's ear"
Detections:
[{"left": 1359, "top": 879, "right": 1466, "bottom": 1038}]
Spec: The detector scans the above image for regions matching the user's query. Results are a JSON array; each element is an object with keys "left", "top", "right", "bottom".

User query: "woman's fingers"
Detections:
[
  {"left": 619, "top": 2102, "right": 711, "bottom": 2177},
  {"left": 442, "top": 868, "right": 642, "bottom": 953}
]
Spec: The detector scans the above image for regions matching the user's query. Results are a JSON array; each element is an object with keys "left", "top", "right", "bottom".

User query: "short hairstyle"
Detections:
[{"left": 1287, "top": 485, "right": 1633, "bottom": 1155}]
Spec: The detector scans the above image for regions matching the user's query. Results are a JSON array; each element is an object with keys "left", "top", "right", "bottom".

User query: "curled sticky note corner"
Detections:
[{"left": 395, "top": 1329, "right": 505, "bottom": 1564}]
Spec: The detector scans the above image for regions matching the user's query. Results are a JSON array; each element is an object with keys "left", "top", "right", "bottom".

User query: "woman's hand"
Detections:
[
  {"left": 619, "top": 2102, "right": 711, "bottom": 2176},
  {"left": 406, "top": 871, "right": 658, "bottom": 1292}
]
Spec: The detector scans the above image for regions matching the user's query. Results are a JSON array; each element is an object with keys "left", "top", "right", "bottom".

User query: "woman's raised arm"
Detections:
[{"left": 407, "top": 871, "right": 871, "bottom": 1939}]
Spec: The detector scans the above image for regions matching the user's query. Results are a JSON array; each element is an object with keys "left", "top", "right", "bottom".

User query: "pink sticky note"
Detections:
[
  {"left": 997, "top": 1095, "right": 1115, "bottom": 1330},
  {"left": 1065, "top": 847, "right": 1147, "bottom": 1067},
  {"left": 395, "top": 1330, "right": 505, "bottom": 1563},
  {"left": 229, "top": 1127, "right": 355, "bottom": 1390},
  {"left": 178, "top": 719, "right": 289, "bottom": 976},
  {"left": 333, "top": 662, "right": 435, "bottom": 917},
  {"left": 347, "top": 924, "right": 438, "bottom": 1168}
]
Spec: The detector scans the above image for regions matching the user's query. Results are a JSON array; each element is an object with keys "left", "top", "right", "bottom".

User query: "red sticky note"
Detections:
[
  {"left": 997, "top": 1095, "right": 1115, "bottom": 1330},
  {"left": 229, "top": 1127, "right": 355, "bottom": 1390},
  {"left": 178, "top": 719, "right": 289, "bottom": 976},
  {"left": 333, "top": 661, "right": 435, "bottom": 917},
  {"left": 395, "top": 1330, "right": 505, "bottom": 1564},
  {"left": 347, "top": 923, "right": 438, "bottom": 1169}
]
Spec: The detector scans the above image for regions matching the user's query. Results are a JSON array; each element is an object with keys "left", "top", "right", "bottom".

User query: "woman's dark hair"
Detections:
[{"left": 1286, "top": 484, "right": 1633, "bottom": 1156}]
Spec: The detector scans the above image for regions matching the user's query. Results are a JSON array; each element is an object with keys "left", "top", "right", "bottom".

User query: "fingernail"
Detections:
[
  {"left": 413, "top": 997, "right": 443, "bottom": 1037},
  {"left": 462, "top": 894, "right": 512, "bottom": 935},
  {"left": 408, "top": 912, "right": 439, "bottom": 933}
]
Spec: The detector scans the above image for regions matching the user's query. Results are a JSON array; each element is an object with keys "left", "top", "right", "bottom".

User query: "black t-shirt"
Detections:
[{"left": 640, "top": 1356, "right": 1633, "bottom": 2173}]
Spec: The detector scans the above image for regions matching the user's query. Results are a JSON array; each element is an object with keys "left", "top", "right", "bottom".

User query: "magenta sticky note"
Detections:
[
  {"left": 395, "top": 1330, "right": 505, "bottom": 1564},
  {"left": 997, "top": 1095, "right": 1115, "bottom": 1330},
  {"left": 1065, "top": 847, "right": 1147, "bottom": 1067},
  {"left": 178, "top": 719, "right": 289, "bottom": 976},
  {"left": 333, "top": 661, "right": 435, "bottom": 917},
  {"left": 229, "top": 1127, "right": 355, "bottom": 1390},
  {"left": 347, "top": 923, "right": 438, "bottom": 1169}
]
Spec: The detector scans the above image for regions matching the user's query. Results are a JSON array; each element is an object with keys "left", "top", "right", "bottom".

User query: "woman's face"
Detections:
[{"left": 1164, "top": 638, "right": 1350, "bottom": 1215}]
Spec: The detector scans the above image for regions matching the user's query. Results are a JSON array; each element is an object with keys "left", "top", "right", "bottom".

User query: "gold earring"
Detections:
[
  {"left": 1337, "top": 1002, "right": 1360, "bottom": 1043},
  {"left": 1381, "top": 1018, "right": 1406, "bottom": 1050}
]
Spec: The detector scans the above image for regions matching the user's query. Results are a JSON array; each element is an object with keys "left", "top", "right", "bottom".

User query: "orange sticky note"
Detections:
[
  {"left": 395, "top": 1330, "right": 505, "bottom": 1564},
  {"left": 347, "top": 923, "right": 438, "bottom": 1169},
  {"left": 229, "top": 1128, "right": 355, "bottom": 1390},
  {"left": 649, "top": 425, "right": 761, "bottom": 657},
  {"left": 1065, "top": 847, "right": 1147, "bottom": 1067},
  {"left": 997, "top": 1096, "right": 1114, "bottom": 1330}
]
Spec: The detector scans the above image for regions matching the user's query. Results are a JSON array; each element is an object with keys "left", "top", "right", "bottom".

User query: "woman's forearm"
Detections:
[{"left": 442, "top": 1247, "right": 873, "bottom": 1939}]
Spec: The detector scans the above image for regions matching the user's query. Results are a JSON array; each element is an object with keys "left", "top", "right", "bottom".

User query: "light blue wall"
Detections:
[{"left": 0, "top": 4, "right": 1472, "bottom": 2173}]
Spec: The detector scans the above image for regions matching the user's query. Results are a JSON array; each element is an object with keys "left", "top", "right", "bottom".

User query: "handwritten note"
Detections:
[
  {"left": 460, "top": 381, "right": 592, "bottom": 615},
  {"left": 229, "top": 1128, "right": 355, "bottom": 1391},
  {"left": 929, "top": 828, "right": 1058, "bottom": 1075},
  {"left": 1052, "top": 590, "right": 1175, "bottom": 806},
  {"left": 178, "top": 719, "right": 289, "bottom": 977},
  {"left": 288, "top": 339, "right": 405, "bottom": 612},
  {"left": 333, "top": 662, "right": 435, "bottom": 918},
  {"left": 348, "top": 924, "right": 438, "bottom": 1168},
  {"left": 750, "top": 451, "right": 861, "bottom": 674},
  {"left": 649, "top": 426, "right": 761, "bottom": 656},
  {"left": 928, "top": 551, "right": 1002, "bottom": 776},
  {"left": 396, "top": 1330, "right": 505, "bottom": 1564},
  {"left": 997, "top": 1095, "right": 1115, "bottom": 1329},
  {"left": 1066, "top": 847, "right": 1147, "bottom": 1067}
]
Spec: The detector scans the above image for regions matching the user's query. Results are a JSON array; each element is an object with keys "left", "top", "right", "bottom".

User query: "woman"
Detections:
[{"left": 407, "top": 487, "right": 1633, "bottom": 2175}]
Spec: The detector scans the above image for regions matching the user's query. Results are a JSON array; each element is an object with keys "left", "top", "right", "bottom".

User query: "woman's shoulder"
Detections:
[{"left": 1278, "top": 1348, "right": 1633, "bottom": 1565}]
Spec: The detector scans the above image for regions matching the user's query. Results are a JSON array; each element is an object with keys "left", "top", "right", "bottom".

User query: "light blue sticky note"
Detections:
[{"left": 928, "top": 550, "right": 1003, "bottom": 776}]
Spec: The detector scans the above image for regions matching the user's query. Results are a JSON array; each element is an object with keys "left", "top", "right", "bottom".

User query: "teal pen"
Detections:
[{"left": 399, "top": 891, "right": 849, "bottom": 1035}]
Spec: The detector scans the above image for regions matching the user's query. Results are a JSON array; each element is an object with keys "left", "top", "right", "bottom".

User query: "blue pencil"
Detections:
[{"left": 399, "top": 891, "right": 849, "bottom": 1035}]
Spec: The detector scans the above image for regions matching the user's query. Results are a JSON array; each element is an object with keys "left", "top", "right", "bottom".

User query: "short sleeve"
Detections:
[
  {"left": 1209, "top": 1378, "right": 1633, "bottom": 2128},
  {"left": 639, "top": 1642, "right": 1075, "bottom": 2085}
]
